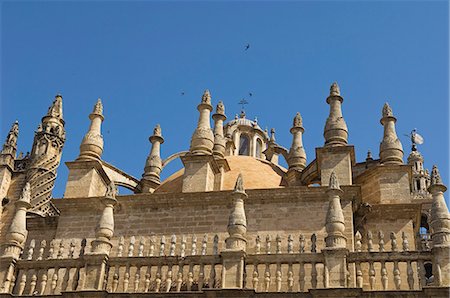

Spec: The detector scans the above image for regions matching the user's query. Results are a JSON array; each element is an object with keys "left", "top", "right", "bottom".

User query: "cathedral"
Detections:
[{"left": 0, "top": 83, "right": 448, "bottom": 297}]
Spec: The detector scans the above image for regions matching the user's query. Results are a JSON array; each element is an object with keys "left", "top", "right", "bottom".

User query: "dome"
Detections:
[{"left": 155, "top": 155, "right": 285, "bottom": 193}]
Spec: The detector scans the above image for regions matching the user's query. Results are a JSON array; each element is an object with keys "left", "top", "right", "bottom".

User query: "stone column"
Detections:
[
  {"left": 0, "top": 121, "right": 19, "bottom": 217},
  {"left": 0, "top": 183, "right": 31, "bottom": 293},
  {"left": 212, "top": 101, "right": 227, "bottom": 159},
  {"left": 324, "top": 82, "right": 348, "bottom": 147},
  {"left": 141, "top": 124, "right": 164, "bottom": 193},
  {"left": 323, "top": 172, "right": 348, "bottom": 288},
  {"left": 189, "top": 90, "right": 214, "bottom": 155},
  {"left": 287, "top": 112, "right": 306, "bottom": 185},
  {"left": 428, "top": 165, "right": 450, "bottom": 287},
  {"left": 379, "top": 102, "right": 403, "bottom": 165},
  {"left": 221, "top": 174, "right": 247, "bottom": 289},
  {"left": 78, "top": 98, "right": 104, "bottom": 161}
]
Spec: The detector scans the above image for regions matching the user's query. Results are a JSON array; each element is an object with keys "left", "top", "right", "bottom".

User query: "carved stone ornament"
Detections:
[
  {"left": 293, "top": 112, "right": 303, "bottom": 127},
  {"left": 105, "top": 181, "right": 117, "bottom": 198},
  {"left": 201, "top": 89, "right": 211, "bottom": 105},
  {"left": 216, "top": 101, "right": 225, "bottom": 115},
  {"left": 382, "top": 102, "right": 393, "bottom": 118}
]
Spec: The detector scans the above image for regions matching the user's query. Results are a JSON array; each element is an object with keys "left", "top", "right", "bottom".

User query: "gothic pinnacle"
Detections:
[
  {"left": 212, "top": 101, "right": 227, "bottom": 159},
  {"left": 141, "top": 124, "right": 164, "bottom": 192},
  {"left": 46, "top": 94, "right": 64, "bottom": 120},
  {"left": 189, "top": 90, "right": 214, "bottom": 155},
  {"left": 379, "top": 102, "right": 403, "bottom": 165},
  {"left": 226, "top": 174, "right": 248, "bottom": 251},
  {"left": 78, "top": 98, "right": 104, "bottom": 161},
  {"left": 287, "top": 112, "right": 307, "bottom": 171},
  {"left": 1, "top": 120, "right": 19, "bottom": 157},
  {"left": 324, "top": 82, "right": 348, "bottom": 147},
  {"left": 325, "top": 172, "right": 346, "bottom": 248}
]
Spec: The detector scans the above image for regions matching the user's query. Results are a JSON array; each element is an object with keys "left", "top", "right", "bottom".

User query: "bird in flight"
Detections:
[
  {"left": 249, "top": 92, "right": 253, "bottom": 97},
  {"left": 244, "top": 43, "right": 250, "bottom": 51},
  {"left": 181, "top": 91, "right": 185, "bottom": 96}
]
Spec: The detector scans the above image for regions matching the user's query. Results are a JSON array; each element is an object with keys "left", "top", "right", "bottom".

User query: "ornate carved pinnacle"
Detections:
[
  {"left": 1, "top": 120, "right": 19, "bottom": 155},
  {"left": 330, "top": 82, "right": 340, "bottom": 96},
  {"left": 430, "top": 165, "right": 443, "bottom": 186},
  {"left": 329, "top": 171, "right": 341, "bottom": 191},
  {"left": 216, "top": 101, "right": 225, "bottom": 115},
  {"left": 201, "top": 89, "right": 211, "bottom": 105},
  {"left": 46, "top": 94, "right": 64, "bottom": 119},
  {"left": 293, "top": 112, "right": 303, "bottom": 128},
  {"left": 234, "top": 173, "right": 245, "bottom": 194},
  {"left": 153, "top": 124, "right": 162, "bottom": 138},
  {"left": 382, "top": 102, "right": 393, "bottom": 118},
  {"left": 93, "top": 98, "right": 103, "bottom": 115}
]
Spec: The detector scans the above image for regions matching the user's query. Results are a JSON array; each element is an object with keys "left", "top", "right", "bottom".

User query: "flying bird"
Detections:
[
  {"left": 244, "top": 43, "right": 250, "bottom": 51},
  {"left": 249, "top": 92, "right": 253, "bottom": 97},
  {"left": 181, "top": 91, "right": 185, "bottom": 96}
]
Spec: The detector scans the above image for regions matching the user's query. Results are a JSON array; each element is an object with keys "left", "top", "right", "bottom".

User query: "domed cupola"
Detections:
[{"left": 223, "top": 110, "right": 269, "bottom": 158}]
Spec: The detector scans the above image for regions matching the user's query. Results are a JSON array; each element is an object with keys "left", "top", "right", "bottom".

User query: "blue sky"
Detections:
[{"left": 1, "top": 1, "right": 448, "bottom": 203}]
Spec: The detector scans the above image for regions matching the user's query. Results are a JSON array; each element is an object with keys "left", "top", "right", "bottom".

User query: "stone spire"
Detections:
[
  {"left": 408, "top": 147, "right": 429, "bottom": 195},
  {"left": 141, "top": 124, "right": 164, "bottom": 192},
  {"left": 189, "top": 90, "right": 214, "bottom": 155},
  {"left": 379, "top": 102, "right": 403, "bottom": 165},
  {"left": 324, "top": 82, "right": 348, "bottom": 147},
  {"left": 212, "top": 101, "right": 227, "bottom": 159},
  {"left": 287, "top": 112, "right": 307, "bottom": 171},
  {"left": 91, "top": 181, "right": 118, "bottom": 255},
  {"left": 1, "top": 121, "right": 19, "bottom": 157},
  {"left": 2, "top": 183, "right": 31, "bottom": 259},
  {"left": 27, "top": 94, "right": 66, "bottom": 217},
  {"left": 225, "top": 174, "right": 248, "bottom": 251},
  {"left": 325, "top": 172, "right": 346, "bottom": 248},
  {"left": 428, "top": 165, "right": 450, "bottom": 246},
  {"left": 78, "top": 98, "right": 104, "bottom": 161}
]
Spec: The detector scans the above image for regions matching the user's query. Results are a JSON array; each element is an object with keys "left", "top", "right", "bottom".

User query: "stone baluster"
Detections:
[
  {"left": 37, "top": 240, "right": 46, "bottom": 260},
  {"left": 27, "top": 239, "right": 36, "bottom": 260},
  {"left": 48, "top": 240, "right": 55, "bottom": 259},
  {"left": 138, "top": 237, "right": 145, "bottom": 257},
  {"left": 417, "top": 260, "right": 426, "bottom": 288},
  {"left": 39, "top": 273, "right": 47, "bottom": 295},
  {"left": 390, "top": 232, "right": 398, "bottom": 251},
  {"left": 201, "top": 234, "right": 207, "bottom": 255},
  {"left": 165, "top": 270, "right": 172, "bottom": 292},
  {"left": 407, "top": 261, "right": 414, "bottom": 289},
  {"left": 264, "top": 269, "right": 270, "bottom": 292},
  {"left": 50, "top": 271, "right": 58, "bottom": 294},
  {"left": 170, "top": 235, "right": 176, "bottom": 256},
  {"left": 180, "top": 235, "right": 186, "bottom": 257},
  {"left": 252, "top": 267, "right": 259, "bottom": 290},
  {"left": 191, "top": 235, "right": 197, "bottom": 256},
  {"left": 123, "top": 272, "right": 130, "bottom": 292},
  {"left": 311, "top": 262, "right": 318, "bottom": 289},
  {"left": 29, "top": 273, "right": 37, "bottom": 295},
  {"left": 159, "top": 236, "right": 166, "bottom": 256},
  {"left": 287, "top": 267, "right": 294, "bottom": 292},
  {"left": 299, "top": 234, "right": 305, "bottom": 253},
  {"left": 378, "top": 231, "right": 385, "bottom": 252},
  {"left": 134, "top": 272, "right": 140, "bottom": 292},
  {"left": 311, "top": 234, "right": 317, "bottom": 253},
  {"left": 265, "top": 235, "right": 271, "bottom": 254},
  {"left": 148, "top": 236, "right": 155, "bottom": 256},
  {"left": 198, "top": 265, "right": 205, "bottom": 289},
  {"left": 299, "top": 262, "right": 305, "bottom": 291},
  {"left": 367, "top": 231, "right": 373, "bottom": 252},
  {"left": 287, "top": 234, "right": 293, "bottom": 253},
  {"left": 111, "top": 273, "right": 119, "bottom": 292},
  {"left": 187, "top": 271, "right": 193, "bottom": 291},
  {"left": 393, "top": 261, "right": 401, "bottom": 289},
  {"left": 128, "top": 236, "right": 136, "bottom": 257},
  {"left": 276, "top": 234, "right": 282, "bottom": 254},
  {"left": 355, "top": 262, "right": 363, "bottom": 288},
  {"left": 381, "top": 261, "right": 388, "bottom": 290},
  {"left": 369, "top": 261, "right": 375, "bottom": 290},
  {"left": 155, "top": 272, "right": 161, "bottom": 292},
  {"left": 209, "top": 262, "right": 217, "bottom": 288},
  {"left": 57, "top": 240, "right": 65, "bottom": 259},
  {"left": 276, "top": 268, "right": 282, "bottom": 292},
  {"left": 68, "top": 239, "right": 75, "bottom": 258},
  {"left": 355, "top": 231, "right": 362, "bottom": 252},
  {"left": 213, "top": 235, "right": 219, "bottom": 255},
  {"left": 18, "top": 273, "right": 26, "bottom": 295},
  {"left": 117, "top": 236, "right": 124, "bottom": 257},
  {"left": 402, "top": 232, "right": 409, "bottom": 251},
  {"left": 144, "top": 272, "right": 150, "bottom": 292},
  {"left": 176, "top": 272, "right": 183, "bottom": 292}
]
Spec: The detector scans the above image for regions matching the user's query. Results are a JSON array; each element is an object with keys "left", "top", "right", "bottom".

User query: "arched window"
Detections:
[
  {"left": 255, "top": 138, "right": 263, "bottom": 158},
  {"left": 420, "top": 214, "right": 430, "bottom": 235},
  {"left": 239, "top": 134, "right": 250, "bottom": 156}
]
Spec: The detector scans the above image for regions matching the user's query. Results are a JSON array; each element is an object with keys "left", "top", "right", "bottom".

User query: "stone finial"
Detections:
[
  {"left": 212, "top": 101, "right": 227, "bottom": 158},
  {"left": 226, "top": 174, "right": 248, "bottom": 251},
  {"left": 324, "top": 82, "right": 348, "bottom": 147},
  {"left": 428, "top": 165, "right": 450, "bottom": 248},
  {"left": 189, "top": 90, "right": 214, "bottom": 155},
  {"left": 270, "top": 128, "right": 276, "bottom": 142},
  {"left": 3, "top": 183, "right": 31, "bottom": 259},
  {"left": 287, "top": 112, "right": 307, "bottom": 172},
  {"left": 379, "top": 102, "right": 403, "bottom": 165},
  {"left": 91, "top": 181, "right": 118, "bottom": 255},
  {"left": 77, "top": 98, "right": 104, "bottom": 161},
  {"left": 325, "top": 172, "right": 346, "bottom": 248},
  {"left": 1, "top": 120, "right": 19, "bottom": 156},
  {"left": 330, "top": 82, "right": 340, "bottom": 96},
  {"left": 46, "top": 94, "right": 64, "bottom": 119},
  {"left": 141, "top": 124, "right": 165, "bottom": 192}
]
